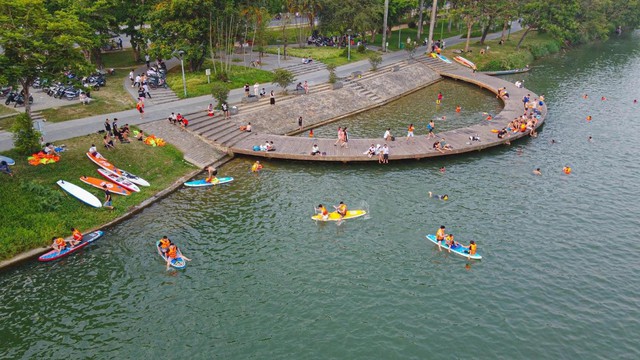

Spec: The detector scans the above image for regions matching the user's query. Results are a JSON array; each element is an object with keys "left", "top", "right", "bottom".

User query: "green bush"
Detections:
[
  {"left": 211, "top": 83, "right": 231, "bottom": 108},
  {"left": 326, "top": 63, "right": 337, "bottom": 84},
  {"left": 272, "top": 68, "right": 296, "bottom": 91},
  {"left": 369, "top": 53, "right": 383, "bottom": 71},
  {"left": 357, "top": 44, "right": 366, "bottom": 53},
  {"left": 11, "top": 113, "right": 41, "bottom": 155}
]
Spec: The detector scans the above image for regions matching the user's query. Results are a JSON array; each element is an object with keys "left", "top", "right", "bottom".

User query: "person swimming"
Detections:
[
  {"left": 563, "top": 166, "right": 572, "bottom": 175},
  {"left": 533, "top": 168, "right": 542, "bottom": 175},
  {"left": 428, "top": 192, "right": 448, "bottom": 200}
]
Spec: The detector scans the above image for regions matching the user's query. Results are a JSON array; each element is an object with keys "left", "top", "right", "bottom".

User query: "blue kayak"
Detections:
[
  {"left": 38, "top": 231, "right": 104, "bottom": 262},
  {"left": 156, "top": 241, "right": 187, "bottom": 269},
  {"left": 426, "top": 234, "right": 482, "bottom": 260},
  {"left": 0, "top": 155, "right": 15, "bottom": 166},
  {"left": 184, "top": 176, "right": 234, "bottom": 187}
]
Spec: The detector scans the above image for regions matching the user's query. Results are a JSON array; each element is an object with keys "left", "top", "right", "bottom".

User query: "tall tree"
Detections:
[
  {"left": 115, "top": 0, "right": 157, "bottom": 62},
  {"left": 0, "top": 0, "right": 91, "bottom": 116},
  {"left": 517, "top": 0, "right": 580, "bottom": 48}
]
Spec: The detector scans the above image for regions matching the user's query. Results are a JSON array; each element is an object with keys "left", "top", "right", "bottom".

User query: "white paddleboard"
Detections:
[
  {"left": 0, "top": 155, "right": 15, "bottom": 165},
  {"left": 57, "top": 180, "right": 102, "bottom": 208}
]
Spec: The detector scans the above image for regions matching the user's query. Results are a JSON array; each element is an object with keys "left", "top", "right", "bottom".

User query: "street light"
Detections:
[
  {"left": 177, "top": 50, "right": 187, "bottom": 97},
  {"left": 347, "top": 29, "right": 352, "bottom": 61}
]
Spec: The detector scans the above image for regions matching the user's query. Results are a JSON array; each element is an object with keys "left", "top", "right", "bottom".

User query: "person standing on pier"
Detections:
[{"left": 270, "top": 91, "right": 276, "bottom": 105}]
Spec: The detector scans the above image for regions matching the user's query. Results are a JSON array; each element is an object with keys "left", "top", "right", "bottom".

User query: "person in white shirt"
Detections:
[
  {"left": 383, "top": 128, "right": 393, "bottom": 142},
  {"left": 89, "top": 144, "right": 103, "bottom": 159},
  {"left": 311, "top": 144, "right": 320, "bottom": 155},
  {"left": 382, "top": 144, "right": 389, "bottom": 164}
]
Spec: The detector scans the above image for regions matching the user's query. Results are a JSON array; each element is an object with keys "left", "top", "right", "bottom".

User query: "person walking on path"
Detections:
[
  {"left": 136, "top": 99, "right": 145, "bottom": 120},
  {"left": 254, "top": 82, "right": 259, "bottom": 97},
  {"left": 270, "top": 90, "right": 275, "bottom": 105},
  {"left": 298, "top": 116, "right": 303, "bottom": 130},
  {"left": 145, "top": 54, "right": 151, "bottom": 68},
  {"left": 343, "top": 127, "right": 349, "bottom": 148},
  {"left": 134, "top": 74, "right": 141, "bottom": 88},
  {"left": 129, "top": 70, "right": 134, "bottom": 87},
  {"left": 244, "top": 83, "right": 250, "bottom": 97},
  {"left": 334, "top": 127, "right": 343, "bottom": 146},
  {"left": 427, "top": 120, "right": 435, "bottom": 138},
  {"left": 406, "top": 123, "right": 415, "bottom": 143},
  {"left": 382, "top": 144, "right": 389, "bottom": 164},
  {"left": 303, "top": 81, "right": 309, "bottom": 95},
  {"left": 143, "top": 83, "right": 152, "bottom": 99}
]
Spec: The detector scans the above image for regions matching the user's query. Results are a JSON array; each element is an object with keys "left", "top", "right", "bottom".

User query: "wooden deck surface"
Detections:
[{"left": 228, "top": 61, "right": 546, "bottom": 162}]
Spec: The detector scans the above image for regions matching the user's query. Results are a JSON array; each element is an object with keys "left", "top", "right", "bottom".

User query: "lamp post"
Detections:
[
  {"left": 347, "top": 29, "right": 352, "bottom": 61},
  {"left": 178, "top": 50, "right": 187, "bottom": 97}
]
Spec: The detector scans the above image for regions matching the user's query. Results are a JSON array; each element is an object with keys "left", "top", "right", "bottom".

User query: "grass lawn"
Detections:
[
  {"left": 0, "top": 133, "right": 195, "bottom": 261},
  {"left": 264, "top": 46, "right": 379, "bottom": 67},
  {"left": 0, "top": 104, "right": 19, "bottom": 116},
  {"left": 443, "top": 30, "right": 561, "bottom": 71},
  {"left": 39, "top": 74, "right": 135, "bottom": 123},
  {"left": 265, "top": 26, "right": 312, "bottom": 46},
  {"left": 0, "top": 114, "right": 19, "bottom": 132},
  {"left": 102, "top": 48, "right": 141, "bottom": 69},
  {"left": 165, "top": 59, "right": 275, "bottom": 99}
]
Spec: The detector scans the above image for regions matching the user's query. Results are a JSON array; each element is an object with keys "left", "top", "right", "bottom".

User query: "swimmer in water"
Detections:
[
  {"left": 428, "top": 191, "right": 449, "bottom": 200},
  {"left": 582, "top": 94, "right": 588, "bottom": 99},
  {"left": 588, "top": 136, "right": 593, "bottom": 142},
  {"left": 533, "top": 168, "right": 542, "bottom": 176},
  {"left": 551, "top": 139, "right": 557, "bottom": 144},
  {"left": 601, "top": 96, "right": 607, "bottom": 101},
  {"left": 563, "top": 166, "right": 572, "bottom": 175},
  {"left": 439, "top": 166, "right": 446, "bottom": 173},
  {"left": 586, "top": 115, "right": 592, "bottom": 121},
  {"left": 634, "top": 99, "right": 638, "bottom": 104}
]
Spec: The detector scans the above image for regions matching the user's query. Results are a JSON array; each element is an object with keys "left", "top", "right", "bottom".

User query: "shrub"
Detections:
[
  {"left": 211, "top": 83, "right": 231, "bottom": 108},
  {"left": 11, "top": 113, "right": 41, "bottom": 155},
  {"left": 408, "top": 21, "right": 417, "bottom": 29},
  {"left": 357, "top": 44, "right": 366, "bottom": 53},
  {"left": 272, "top": 68, "right": 296, "bottom": 92},
  {"left": 216, "top": 71, "right": 229, "bottom": 82},
  {"left": 369, "top": 53, "right": 382, "bottom": 71},
  {"left": 326, "top": 63, "right": 337, "bottom": 84}
]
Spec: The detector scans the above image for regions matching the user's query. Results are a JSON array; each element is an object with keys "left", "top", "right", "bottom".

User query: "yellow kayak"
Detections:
[{"left": 311, "top": 210, "right": 367, "bottom": 221}]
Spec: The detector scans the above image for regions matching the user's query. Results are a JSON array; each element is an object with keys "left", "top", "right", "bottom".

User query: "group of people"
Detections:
[
  {"left": 103, "top": 118, "right": 131, "bottom": 146},
  {"left": 335, "top": 127, "right": 349, "bottom": 148},
  {"left": 315, "top": 201, "right": 348, "bottom": 220},
  {"left": 168, "top": 112, "right": 189, "bottom": 130},
  {"left": 435, "top": 225, "right": 477, "bottom": 259},
  {"left": 50, "top": 228, "right": 84, "bottom": 253},
  {"left": 363, "top": 144, "right": 390, "bottom": 164},
  {"left": 158, "top": 236, "right": 191, "bottom": 270},
  {"left": 244, "top": 82, "right": 268, "bottom": 98}
]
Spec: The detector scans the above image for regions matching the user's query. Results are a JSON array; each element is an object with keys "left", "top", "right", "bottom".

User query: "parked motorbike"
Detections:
[
  {"left": 0, "top": 86, "right": 12, "bottom": 98},
  {"left": 5, "top": 91, "right": 33, "bottom": 107}
]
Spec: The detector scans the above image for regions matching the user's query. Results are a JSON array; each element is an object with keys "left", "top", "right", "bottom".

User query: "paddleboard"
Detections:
[
  {"left": 0, "top": 155, "right": 15, "bottom": 165},
  {"left": 156, "top": 241, "right": 187, "bottom": 269},
  {"left": 425, "top": 234, "right": 482, "bottom": 260},
  {"left": 184, "top": 177, "right": 234, "bottom": 187},
  {"left": 80, "top": 176, "right": 131, "bottom": 196},
  {"left": 437, "top": 54, "right": 452, "bottom": 63},
  {"left": 56, "top": 180, "right": 102, "bottom": 208},
  {"left": 86, "top": 152, "right": 150, "bottom": 187},
  {"left": 38, "top": 231, "right": 104, "bottom": 262},
  {"left": 453, "top": 56, "right": 477, "bottom": 69},
  {"left": 97, "top": 168, "right": 140, "bottom": 192},
  {"left": 311, "top": 210, "right": 367, "bottom": 222}
]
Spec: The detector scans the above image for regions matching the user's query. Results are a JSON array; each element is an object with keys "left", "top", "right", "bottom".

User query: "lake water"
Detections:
[{"left": 2, "top": 33, "right": 640, "bottom": 359}]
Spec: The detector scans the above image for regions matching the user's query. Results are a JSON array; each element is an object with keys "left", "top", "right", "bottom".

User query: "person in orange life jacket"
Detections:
[
  {"left": 460, "top": 240, "right": 478, "bottom": 259},
  {"left": 316, "top": 204, "right": 329, "bottom": 220},
  {"left": 69, "top": 228, "right": 83, "bottom": 247},
  {"left": 51, "top": 236, "right": 68, "bottom": 253},
  {"left": 159, "top": 236, "right": 171, "bottom": 255},
  {"left": 435, "top": 225, "right": 446, "bottom": 251},
  {"left": 166, "top": 243, "right": 191, "bottom": 270},
  {"left": 334, "top": 201, "right": 347, "bottom": 218}
]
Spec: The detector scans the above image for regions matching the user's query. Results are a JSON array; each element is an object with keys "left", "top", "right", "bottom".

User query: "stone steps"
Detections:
[
  {"left": 31, "top": 111, "right": 47, "bottom": 122},
  {"left": 279, "top": 61, "right": 327, "bottom": 78},
  {"left": 146, "top": 87, "right": 180, "bottom": 105}
]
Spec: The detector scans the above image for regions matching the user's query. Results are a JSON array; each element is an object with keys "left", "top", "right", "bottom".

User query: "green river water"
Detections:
[{"left": 2, "top": 33, "right": 640, "bottom": 359}]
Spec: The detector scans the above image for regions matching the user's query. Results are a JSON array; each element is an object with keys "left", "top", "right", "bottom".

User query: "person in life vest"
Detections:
[
  {"left": 51, "top": 237, "right": 68, "bottom": 253},
  {"left": 563, "top": 166, "right": 572, "bottom": 175},
  {"left": 586, "top": 115, "right": 592, "bottom": 121},
  {"left": 69, "top": 228, "right": 83, "bottom": 247},
  {"left": 461, "top": 240, "right": 478, "bottom": 259},
  {"left": 445, "top": 234, "right": 457, "bottom": 253},
  {"left": 159, "top": 236, "right": 171, "bottom": 255},
  {"left": 435, "top": 225, "right": 446, "bottom": 250},
  {"left": 165, "top": 243, "right": 191, "bottom": 270},
  {"left": 251, "top": 161, "right": 263, "bottom": 173},
  {"left": 456, "top": 105, "right": 461, "bottom": 113},
  {"left": 316, "top": 204, "right": 329, "bottom": 221},
  {"left": 204, "top": 166, "right": 219, "bottom": 184},
  {"left": 436, "top": 92, "right": 443, "bottom": 105},
  {"left": 207, "top": 103, "right": 214, "bottom": 116},
  {"left": 334, "top": 201, "right": 347, "bottom": 218},
  {"left": 428, "top": 192, "right": 448, "bottom": 201}
]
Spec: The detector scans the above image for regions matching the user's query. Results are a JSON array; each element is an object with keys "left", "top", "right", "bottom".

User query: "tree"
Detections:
[
  {"left": 517, "top": 0, "right": 580, "bottom": 49},
  {"left": 272, "top": 68, "right": 296, "bottom": 93},
  {"left": 115, "top": 0, "right": 157, "bottom": 62},
  {"left": 417, "top": 0, "right": 426, "bottom": 39},
  {"left": 211, "top": 82, "right": 231, "bottom": 108},
  {"left": 11, "top": 114, "right": 41, "bottom": 155},
  {"left": 0, "top": 0, "right": 91, "bottom": 117},
  {"left": 453, "top": 0, "right": 480, "bottom": 52}
]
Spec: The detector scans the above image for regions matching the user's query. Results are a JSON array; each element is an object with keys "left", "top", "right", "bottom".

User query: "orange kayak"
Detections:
[
  {"left": 86, "top": 152, "right": 117, "bottom": 172},
  {"left": 79, "top": 176, "right": 131, "bottom": 196}
]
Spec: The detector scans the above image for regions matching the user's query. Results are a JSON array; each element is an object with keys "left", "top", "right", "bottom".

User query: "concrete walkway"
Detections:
[{"left": 0, "top": 23, "right": 523, "bottom": 153}]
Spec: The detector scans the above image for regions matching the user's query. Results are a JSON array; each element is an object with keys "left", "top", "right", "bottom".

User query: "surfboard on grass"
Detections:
[{"left": 57, "top": 180, "right": 102, "bottom": 208}]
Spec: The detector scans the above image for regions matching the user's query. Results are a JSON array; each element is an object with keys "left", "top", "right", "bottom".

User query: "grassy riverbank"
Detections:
[
  {"left": 444, "top": 31, "right": 562, "bottom": 71},
  {"left": 0, "top": 133, "right": 195, "bottom": 261}
]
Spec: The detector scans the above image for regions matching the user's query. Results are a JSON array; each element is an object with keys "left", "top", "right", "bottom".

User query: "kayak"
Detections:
[
  {"left": 97, "top": 168, "right": 140, "bottom": 192},
  {"left": 79, "top": 176, "right": 131, "bottom": 196},
  {"left": 184, "top": 177, "right": 234, "bottom": 187},
  {"left": 38, "top": 231, "right": 104, "bottom": 262},
  {"left": 453, "top": 56, "right": 477, "bottom": 70},
  {"left": 0, "top": 155, "right": 15, "bottom": 165},
  {"left": 311, "top": 209, "right": 367, "bottom": 222},
  {"left": 437, "top": 54, "right": 452, "bottom": 64},
  {"left": 481, "top": 67, "right": 530, "bottom": 76},
  {"left": 57, "top": 180, "right": 102, "bottom": 208},
  {"left": 156, "top": 241, "right": 187, "bottom": 269},
  {"left": 425, "top": 234, "right": 482, "bottom": 260},
  {"left": 86, "top": 152, "right": 150, "bottom": 187}
]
